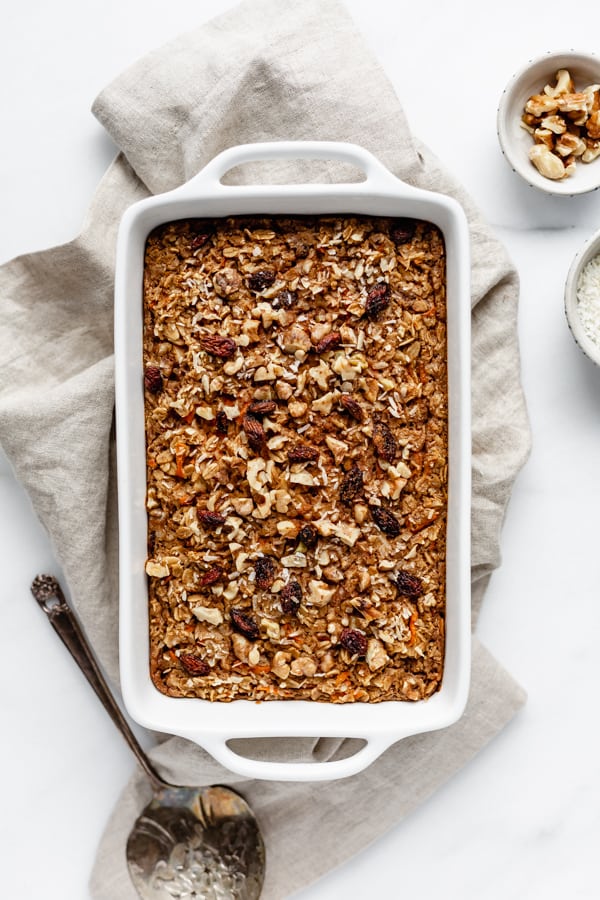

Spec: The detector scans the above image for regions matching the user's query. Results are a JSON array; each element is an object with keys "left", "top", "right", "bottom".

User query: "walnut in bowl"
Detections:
[{"left": 497, "top": 50, "right": 600, "bottom": 195}]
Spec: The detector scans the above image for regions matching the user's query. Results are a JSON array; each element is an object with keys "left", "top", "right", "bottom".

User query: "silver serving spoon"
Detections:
[{"left": 31, "top": 575, "right": 265, "bottom": 900}]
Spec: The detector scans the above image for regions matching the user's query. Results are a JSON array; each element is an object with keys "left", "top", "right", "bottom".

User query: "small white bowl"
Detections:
[
  {"left": 497, "top": 50, "right": 600, "bottom": 196},
  {"left": 565, "top": 227, "right": 600, "bottom": 367}
]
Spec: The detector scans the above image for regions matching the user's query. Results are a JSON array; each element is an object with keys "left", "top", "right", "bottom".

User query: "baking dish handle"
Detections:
[
  {"left": 174, "top": 141, "right": 407, "bottom": 193},
  {"left": 197, "top": 733, "right": 398, "bottom": 782}
]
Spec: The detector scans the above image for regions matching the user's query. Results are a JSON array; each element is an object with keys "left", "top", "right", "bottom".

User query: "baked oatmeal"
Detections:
[{"left": 143, "top": 214, "right": 448, "bottom": 703}]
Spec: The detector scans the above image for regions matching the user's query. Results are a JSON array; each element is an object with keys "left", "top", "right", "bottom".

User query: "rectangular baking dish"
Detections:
[{"left": 114, "top": 141, "right": 471, "bottom": 782}]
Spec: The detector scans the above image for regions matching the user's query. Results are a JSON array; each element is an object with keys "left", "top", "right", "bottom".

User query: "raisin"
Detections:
[
  {"left": 339, "top": 394, "right": 364, "bottom": 422},
  {"left": 365, "top": 282, "right": 390, "bottom": 319},
  {"left": 297, "top": 524, "right": 318, "bottom": 549},
  {"left": 198, "top": 509, "right": 226, "bottom": 528},
  {"left": 144, "top": 365, "right": 163, "bottom": 394},
  {"left": 180, "top": 654, "right": 210, "bottom": 676},
  {"left": 281, "top": 580, "right": 302, "bottom": 615},
  {"left": 247, "top": 400, "right": 277, "bottom": 418},
  {"left": 339, "top": 465, "right": 364, "bottom": 505},
  {"left": 273, "top": 290, "right": 296, "bottom": 308},
  {"left": 370, "top": 505, "right": 400, "bottom": 537},
  {"left": 200, "top": 565, "right": 223, "bottom": 586},
  {"left": 372, "top": 419, "right": 397, "bottom": 462},
  {"left": 254, "top": 556, "right": 276, "bottom": 590},
  {"left": 215, "top": 410, "right": 229, "bottom": 435},
  {"left": 247, "top": 269, "right": 276, "bottom": 292},
  {"left": 242, "top": 414, "right": 266, "bottom": 451},
  {"left": 190, "top": 233, "right": 210, "bottom": 251},
  {"left": 199, "top": 334, "right": 237, "bottom": 359},
  {"left": 288, "top": 444, "right": 319, "bottom": 462},
  {"left": 314, "top": 331, "right": 342, "bottom": 353},
  {"left": 390, "top": 218, "right": 416, "bottom": 244},
  {"left": 340, "top": 627, "right": 368, "bottom": 657},
  {"left": 190, "top": 224, "right": 212, "bottom": 251},
  {"left": 230, "top": 608, "right": 259, "bottom": 640},
  {"left": 395, "top": 570, "right": 423, "bottom": 599},
  {"left": 286, "top": 234, "right": 311, "bottom": 258}
]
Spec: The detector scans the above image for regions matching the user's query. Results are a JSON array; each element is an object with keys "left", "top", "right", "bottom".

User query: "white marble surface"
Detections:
[{"left": 2, "top": 1, "right": 600, "bottom": 898}]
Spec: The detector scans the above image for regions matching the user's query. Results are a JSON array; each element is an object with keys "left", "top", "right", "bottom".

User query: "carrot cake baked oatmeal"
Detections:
[{"left": 143, "top": 214, "right": 448, "bottom": 703}]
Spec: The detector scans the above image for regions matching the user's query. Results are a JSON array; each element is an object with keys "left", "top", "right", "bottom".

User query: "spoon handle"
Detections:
[{"left": 31, "top": 574, "right": 166, "bottom": 790}]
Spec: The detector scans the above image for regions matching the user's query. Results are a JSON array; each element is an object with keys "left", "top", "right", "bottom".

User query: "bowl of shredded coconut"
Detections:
[{"left": 565, "top": 227, "right": 600, "bottom": 366}]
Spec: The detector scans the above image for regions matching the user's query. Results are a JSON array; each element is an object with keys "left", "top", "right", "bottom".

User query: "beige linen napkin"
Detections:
[{"left": 0, "top": 1, "right": 531, "bottom": 897}]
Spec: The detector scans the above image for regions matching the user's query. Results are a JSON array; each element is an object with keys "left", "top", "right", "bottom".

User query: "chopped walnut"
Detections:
[
  {"left": 192, "top": 605, "right": 224, "bottom": 626},
  {"left": 232, "top": 633, "right": 253, "bottom": 663},
  {"left": 366, "top": 638, "right": 390, "bottom": 671},
  {"left": 146, "top": 560, "right": 170, "bottom": 578},
  {"left": 290, "top": 656, "right": 318, "bottom": 677},
  {"left": 522, "top": 69, "right": 600, "bottom": 179},
  {"left": 272, "top": 651, "right": 291, "bottom": 680}
]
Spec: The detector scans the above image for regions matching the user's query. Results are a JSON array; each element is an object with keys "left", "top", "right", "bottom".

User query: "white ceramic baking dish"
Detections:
[{"left": 115, "top": 141, "right": 471, "bottom": 782}]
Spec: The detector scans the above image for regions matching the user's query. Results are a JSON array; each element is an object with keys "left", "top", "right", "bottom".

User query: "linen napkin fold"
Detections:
[{"left": 0, "top": 1, "right": 531, "bottom": 898}]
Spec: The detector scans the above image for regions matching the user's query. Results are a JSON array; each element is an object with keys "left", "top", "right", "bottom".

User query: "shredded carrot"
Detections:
[
  {"left": 411, "top": 451, "right": 424, "bottom": 471},
  {"left": 174, "top": 442, "right": 187, "bottom": 478},
  {"left": 409, "top": 611, "right": 418, "bottom": 645},
  {"left": 335, "top": 671, "right": 351, "bottom": 686},
  {"left": 251, "top": 665, "right": 271, "bottom": 674},
  {"left": 183, "top": 409, "right": 195, "bottom": 424},
  {"left": 411, "top": 511, "right": 440, "bottom": 533},
  {"left": 147, "top": 457, "right": 157, "bottom": 469}
]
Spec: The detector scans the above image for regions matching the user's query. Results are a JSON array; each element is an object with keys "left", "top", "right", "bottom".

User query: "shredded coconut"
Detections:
[{"left": 577, "top": 253, "right": 600, "bottom": 347}]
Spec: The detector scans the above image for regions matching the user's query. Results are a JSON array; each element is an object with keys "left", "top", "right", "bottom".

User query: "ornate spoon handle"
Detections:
[{"left": 30, "top": 575, "right": 165, "bottom": 790}]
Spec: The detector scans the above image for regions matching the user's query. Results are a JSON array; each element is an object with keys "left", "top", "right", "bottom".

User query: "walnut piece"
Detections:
[{"left": 529, "top": 144, "right": 565, "bottom": 180}]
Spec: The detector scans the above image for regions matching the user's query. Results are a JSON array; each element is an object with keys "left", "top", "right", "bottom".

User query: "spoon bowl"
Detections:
[
  {"left": 127, "top": 785, "right": 264, "bottom": 899},
  {"left": 30, "top": 575, "right": 265, "bottom": 900}
]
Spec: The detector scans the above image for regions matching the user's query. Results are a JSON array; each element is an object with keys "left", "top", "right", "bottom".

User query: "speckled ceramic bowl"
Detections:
[
  {"left": 497, "top": 50, "right": 600, "bottom": 196},
  {"left": 565, "top": 227, "right": 600, "bottom": 367}
]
